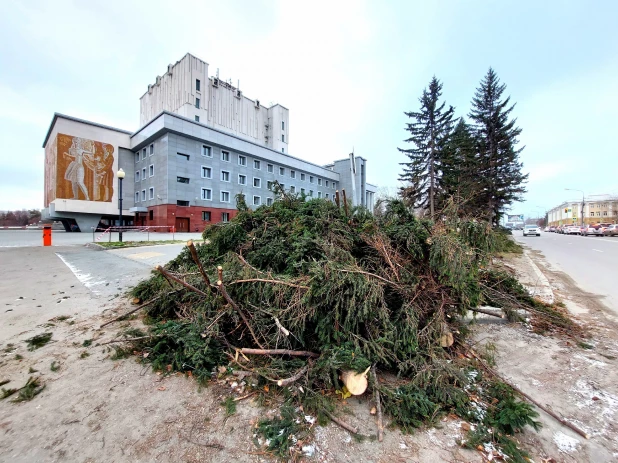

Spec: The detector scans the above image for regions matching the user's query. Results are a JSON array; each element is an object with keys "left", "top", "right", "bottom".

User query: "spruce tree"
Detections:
[
  {"left": 469, "top": 68, "right": 528, "bottom": 226},
  {"left": 399, "top": 77, "right": 454, "bottom": 217},
  {"left": 440, "top": 118, "right": 483, "bottom": 216}
]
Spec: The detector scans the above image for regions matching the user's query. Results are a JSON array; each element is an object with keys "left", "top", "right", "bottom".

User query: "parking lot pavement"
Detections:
[
  {"left": 513, "top": 231, "right": 618, "bottom": 315},
  {"left": 0, "top": 230, "right": 203, "bottom": 247}
]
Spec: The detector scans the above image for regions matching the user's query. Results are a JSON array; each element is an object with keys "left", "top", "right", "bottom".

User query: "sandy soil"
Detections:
[
  {"left": 1, "top": 245, "right": 617, "bottom": 462},
  {"left": 472, "top": 250, "right": 618, "bottom": 462}
]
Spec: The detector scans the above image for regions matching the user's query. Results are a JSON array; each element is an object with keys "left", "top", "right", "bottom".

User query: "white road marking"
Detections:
[
  {"left": 592, "top": 249, "right": 603, "bottom": 253},
  {"left": 55, "top": 253, "right": 106, "bottom": 294},
  {"left": 126, "top": 251, "right": 164, "bottom": 260}
]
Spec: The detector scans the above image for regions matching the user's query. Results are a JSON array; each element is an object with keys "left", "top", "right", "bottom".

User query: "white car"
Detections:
[
  {"left": 565, "top": 225, "right": 580, "bottom": 235},
  {"left": 523, "top": 225, "right": 541, "bottom": 237}
]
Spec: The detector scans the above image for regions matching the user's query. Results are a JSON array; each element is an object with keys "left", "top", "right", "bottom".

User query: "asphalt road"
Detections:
[{"left": 513, "top": 231, "right": 618, "bottom": 314}]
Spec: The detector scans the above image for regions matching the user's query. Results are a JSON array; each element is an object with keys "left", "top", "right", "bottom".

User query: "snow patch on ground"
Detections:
[
  {"left": 573, "top": 354, "right": 607, "bottom": 369},
  {"left": 553, "top": 431, "right": 579, "bottom": 453},
  {"left": 571, "top": 379, "right": 618, "bottom": 420}
]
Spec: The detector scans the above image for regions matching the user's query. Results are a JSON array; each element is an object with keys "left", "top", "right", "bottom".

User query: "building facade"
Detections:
[
  {"left": 42, "top": 53, "right": 377, "bottom": 232},
  {"left": 547, "top": 197, "right": 618, "bottom": 227}
]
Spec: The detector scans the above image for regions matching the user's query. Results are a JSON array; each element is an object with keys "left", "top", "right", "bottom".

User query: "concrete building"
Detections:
[
  {"left": 547, "top": 196, "right": 618, "bottom": 227},
  {"left": 42, "top": 53, "right": 377, "bottom": 232}
]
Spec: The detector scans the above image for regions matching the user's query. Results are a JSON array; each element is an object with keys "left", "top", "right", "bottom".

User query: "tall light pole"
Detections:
[
  {"left": 117, "top": 168, "right": 125, "bottom": 242},
  {"left": 565, "top": 188, "right": 584, "bottom": 226}
]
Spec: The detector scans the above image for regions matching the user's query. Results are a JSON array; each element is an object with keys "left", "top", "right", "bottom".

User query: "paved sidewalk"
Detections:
[{"left": 0, "top": 230, "right": 203, "bottom": 248}]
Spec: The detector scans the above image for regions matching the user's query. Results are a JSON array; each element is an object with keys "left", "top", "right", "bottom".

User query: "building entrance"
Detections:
[{"left": 175, "top": 217, "right": 189, "bottom": 232}]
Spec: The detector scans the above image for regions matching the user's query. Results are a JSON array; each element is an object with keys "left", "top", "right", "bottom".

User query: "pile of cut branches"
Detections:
[{"left": 116, "top": 193, "right": 580, "bottom": 461}]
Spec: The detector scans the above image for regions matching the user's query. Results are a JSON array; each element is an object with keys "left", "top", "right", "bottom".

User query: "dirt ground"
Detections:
[{"left": 1, "top": 245, "right": 617, "bottom": 462}]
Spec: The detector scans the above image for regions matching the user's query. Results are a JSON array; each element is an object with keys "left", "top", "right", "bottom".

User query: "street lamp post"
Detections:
[
  {"left": 117, "top": 168, "right": 125, "bottom": 242},
  {"left": 565, "top": 188, "right": 584, "bottom": 226}
]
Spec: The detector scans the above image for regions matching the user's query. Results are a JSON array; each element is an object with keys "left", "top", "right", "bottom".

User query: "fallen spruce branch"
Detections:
[
  {"left": 371, "top": 365, "right": 384, "bottom": 442},
  {"left": 218, "top": 277, "right": 264, "bottom": 350},
  {"left": 341, "top": 189, "right": 349, "bottom": 216},
  {"left": 339, "top": 269, "right": 399, "bottom": 287},
  {"left": 1, "top": 377, "right": 45, "bottom": 402},
  {"left": 239, "top": 348, "right": 319, "bottom": 358},
  {"left": 276, "top": 364, "right": 309, "bottom": 387},
  {"left": 187, "top": 240, "right": 215, "bottom": 292},
  {"left": 100, "top": 296, "right": 162, "bottom": 328},
  {"left": 323, "top": 409, "right": 358, "bottom": 434},
  {"left": 228, "top": 278, "right": 309, "bottom": 289},
  {"left": 100, "top": 336, "right": 155, "bottom": 346},
  {"left": 468, "top": 348, "right": 590, "bottom": 439},
  {"left": 234, "top": 391, "right": 258, "bottom": 402},
  {"left": 156, "top": 265, "right": 208, "bottom": 297},
  {"left": 468, "top": 307, "right": 505, "bottom": 319}
]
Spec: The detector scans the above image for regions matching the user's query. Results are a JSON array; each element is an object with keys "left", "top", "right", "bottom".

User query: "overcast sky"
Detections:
[{"left": 0, "top": 0, "right": 616, "bottom": 217}]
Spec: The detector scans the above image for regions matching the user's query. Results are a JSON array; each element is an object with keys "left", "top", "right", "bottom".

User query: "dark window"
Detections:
[
  {"left": 177, "top": 176, "right": 190, "bottom": 184},
  {"left": 195, "top": 115, "right": 200, "bottom": 122},
  {"left": 221, "top": 212, "right": 230, "bottom": 222},
  {"left": 282, "top": 121, "right": 285, "bottom": 130},
  {"left": 149, "top": 210, "right": 154, "bottom": 220},
  {"left": 282, "top": 134, "right": 285, "bottom": 143},
  {"left": 177, "top": 200, "right": 189, "bottom": 206},
  {"left": 177, "top": 153, "right": 190, "bottom": 161},
  {"left": 196, "top": 79, "right": 201, "bottom": 91},
  {"left": 195, "top": 98, "right": 200, "bottom": 108},
  {"left": 202, "top": 211, "right": 211, "bottom": 221}
]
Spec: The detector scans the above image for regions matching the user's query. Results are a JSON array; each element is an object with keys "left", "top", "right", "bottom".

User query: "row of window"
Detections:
[
  {"left": 138, "top": 144, "right": 332, "bottom": 186},
  {"left": 196, "top": 189, "right": 273, "bottom": 207},
  {"left": 166, "top": 207, "right": 228, "bottom": 223},
  {"left": 197, "top": 147, "right": 335, "bottom": 187},
  {"left": 180, "top": 170, "right": 331, "bottom": 198},
  {"left": 138, "top": 145, "right": 334, "bottom": 189},
  {"left": 198, "top": 186, "right": 330, "bottom": 202},
  {"left": 136, "top": 144, "right": 155, "bottom": 163},
  {"left": 135, "top": 165, "right": 155, "bottom": 182},
  {"left": 199, "top": 210, "right": 230, "bottom": 223},
  {"left": 135, "top": 187, "right": 155, "bottom": 202}
]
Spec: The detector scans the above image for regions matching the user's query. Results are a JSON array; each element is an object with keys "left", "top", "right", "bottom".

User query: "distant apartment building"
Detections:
[
  {"left": 547, "top": 197, "right": 618, "bottom": 226},
  {"left": 42, "top": 53, "right": 377, "bottom": 232}
]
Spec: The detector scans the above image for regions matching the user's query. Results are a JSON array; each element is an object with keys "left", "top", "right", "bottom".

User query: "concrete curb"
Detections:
[
  {"left": 85, "top": 242, "right": 106, "bottom": 251},
  {"left": 522, "top": 250, "right": 555, "bottom": 305}
]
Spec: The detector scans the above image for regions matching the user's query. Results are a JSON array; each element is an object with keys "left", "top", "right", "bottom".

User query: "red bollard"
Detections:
[{"left": 43, "top": 226, "right": 52, "bottom": 246}]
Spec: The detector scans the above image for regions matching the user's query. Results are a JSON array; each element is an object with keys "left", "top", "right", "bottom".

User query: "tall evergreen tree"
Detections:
[
  {"left": 399, "top": 76, "right": 455, "bottom": 217},
  {"left": 440, "top": 118, "right": 483, "bottom": 216},
  {"left": 469, "top": 68, "right": 528, "bottom": 225}
]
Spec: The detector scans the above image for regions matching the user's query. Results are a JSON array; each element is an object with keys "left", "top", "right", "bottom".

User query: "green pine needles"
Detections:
[{"left": 124, "top": 195, "right": 568, "bottom": 461}]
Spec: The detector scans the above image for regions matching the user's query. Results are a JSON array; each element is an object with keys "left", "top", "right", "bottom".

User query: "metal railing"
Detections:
[{"left": 91, "top": 225, "right": 176, "bottom": 243}]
